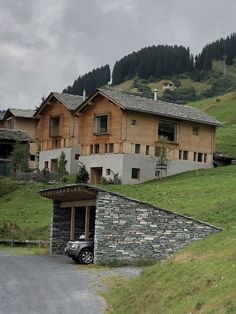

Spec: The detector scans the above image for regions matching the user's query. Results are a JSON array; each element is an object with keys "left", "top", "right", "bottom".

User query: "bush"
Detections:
[{"left": 76, "top": 165, "right": 89, "bottom": 183}]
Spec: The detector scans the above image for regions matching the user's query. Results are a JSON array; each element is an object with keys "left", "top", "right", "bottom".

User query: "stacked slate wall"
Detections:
[
  {"left": 94, "top": 191, "right": 220, "bottom": 263},
  {"left": 50, "top": 201, "right": 71, "bottom": 254}
]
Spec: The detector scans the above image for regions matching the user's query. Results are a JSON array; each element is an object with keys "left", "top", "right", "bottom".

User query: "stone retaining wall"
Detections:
[
  {"left": 50, "top": 201, "right": 71, "bottom": 254},
  {"left": 94, "top": 191, "right": 220, "bottom": 263}
]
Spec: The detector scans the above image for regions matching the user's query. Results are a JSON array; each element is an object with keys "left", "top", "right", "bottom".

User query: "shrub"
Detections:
[{"left": 76, "top": 164, "right": 89, "bottom": 183}]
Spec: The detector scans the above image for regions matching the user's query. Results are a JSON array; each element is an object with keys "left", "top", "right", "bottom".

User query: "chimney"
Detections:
[
  {"left": 83, "top": 89, "right": 86, "bottom": 101},
  {"left": 153, "top": 89, "right": 158, "bottom": 101}
]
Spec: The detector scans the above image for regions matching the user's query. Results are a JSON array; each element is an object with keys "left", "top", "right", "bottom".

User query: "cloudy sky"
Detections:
[{"left": 0, "top": 0, "right": 235, "bottom": 109}]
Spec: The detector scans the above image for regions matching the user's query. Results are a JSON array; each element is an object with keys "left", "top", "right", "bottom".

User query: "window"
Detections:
[
  {"left": 183, "top": 151, "right": 188, "bottom": 160},
  {"left": 30, "top": 155, "right": 35, "bottom": 161},
  {"left": 49, "top": 116, "right": 60, "bottom": 137},
  {"left": 106, "top": 169, "right": 111, "bottom": 175},
  {"left": 90, "top": 145, "right": 93, "bottom": 154},
  {"left": 204, "top": 154, "right": 207, "bottom": 163},
  {"left": 105, "top": 143, "right": 114, "bottom": 153},
  {"left": 75, "top": 154, "right": 80, "bottom": 160},
  {"left": 95, "top": 115, "right": 108, "bottom": 134},
  {"left": 192, "top": 126, "right": 199, "bottom": 136},
  {"left": 146, "top": 145, "right": 149, "bottom": 155},
  {"left": 135, "top": 144, "right": 141, "bottom": 154},
  {"left": 52, "top": 139, "right": 60, "bottom": 149},
  {"left": 94, "top": 144, "right": 100, "bottom": 154},
  {"left": 198, "top": 152, "right": 203, "bottom": 162},
  {"left": 131, "top": 119, "right": 136, "bottom": 126},
  {"left": 193, "top": 152, "right": 197, "bottom": 161},
  {"left": 44, "top": 161, "right": 49, "bottom": 169},
  {"left": 158, "top": 121, "right": 177, "bottom": 142},
  {"left": 179, "top": 150, "right": 182, "bottom": 159},
  {"left": 131, "top": 168, "right": 140, "bottom": 180}
]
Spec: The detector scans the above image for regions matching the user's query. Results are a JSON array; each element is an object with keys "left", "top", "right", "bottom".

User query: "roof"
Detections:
[
  {"left": 39, "top": 184, "right": 221, "bottom": 230},
  {"left": 77, "top": 88, "right": 222, "bottom": 127},
  {"left": 4, "top": 109, "right": 36, "bottom": 120},
  {"left": 34, "top": 92, "right": 84, "bottom": 116},
  {"left": 0, "top": 128, "right": 33, "bottom": 142}
]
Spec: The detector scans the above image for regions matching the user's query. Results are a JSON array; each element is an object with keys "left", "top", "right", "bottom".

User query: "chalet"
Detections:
[
  {"left": 3, "top": 109, "right": 38, "bottom": 170},
  {"left": 162, "top": 82, "right": 173, "bottom": 91},
  {"left": 0, "top": 128, "right": 33, "bottom": 176},
  {"left": 40, "top": 184, "right": 220, "bottom": 263},
  {"left": 74, "top": 88, "right": 222, "bottom": 184},
  {"left": 34, "top": 92, "right": 84, "bottom": 174}
]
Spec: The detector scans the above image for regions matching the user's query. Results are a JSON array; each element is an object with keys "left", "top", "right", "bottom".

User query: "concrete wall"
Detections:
[
  {"left": 80, "top": 153, "right": 212, "bottom": 184},
  {"left": 94, "top": 191, "right": 220, "bottom": 263},
  {"left": 39, "top": 147, "right": 80, "bottom": 174}
]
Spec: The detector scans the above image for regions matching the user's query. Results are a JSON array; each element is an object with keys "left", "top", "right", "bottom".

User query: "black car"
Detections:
[{"left": 65, "top": 238, "right": 94, "bottom": 264}]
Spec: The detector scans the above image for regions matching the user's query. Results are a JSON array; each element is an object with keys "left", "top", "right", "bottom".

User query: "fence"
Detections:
[{"left": 0, "top": 239, "right": 50, "bottom": 248}]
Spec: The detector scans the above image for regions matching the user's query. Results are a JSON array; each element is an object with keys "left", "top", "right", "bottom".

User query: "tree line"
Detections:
[{"left": 63, "top": 64, "right": 110, "bottom": 96}]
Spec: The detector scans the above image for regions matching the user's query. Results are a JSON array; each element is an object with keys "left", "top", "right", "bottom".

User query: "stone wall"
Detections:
[
  {"left": 50, "top": 201, "right": 71, "bottom": 254},
  {"left": 94, "top": 191, "right": 220, "bottom": 263}
]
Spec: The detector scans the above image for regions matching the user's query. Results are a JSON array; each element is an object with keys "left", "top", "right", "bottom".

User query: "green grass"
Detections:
[
  {"left": 0, "top": 180, "right": 52, "bottom": 240},
  {"left": 102, "top": 165, "right": 236, "bottom": 313},
  {"left": 0, "top": 245, "right": 49, "bottom": 255}
]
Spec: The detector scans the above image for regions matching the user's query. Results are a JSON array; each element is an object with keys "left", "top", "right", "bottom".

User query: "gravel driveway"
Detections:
[{"left": 0, "top": 252, "right": 140, "bottom": 314}]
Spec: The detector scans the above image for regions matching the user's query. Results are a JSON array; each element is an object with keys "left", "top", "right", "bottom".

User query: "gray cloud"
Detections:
[{"left": 0, "top": 0, "right": 235, "bottom": 109}]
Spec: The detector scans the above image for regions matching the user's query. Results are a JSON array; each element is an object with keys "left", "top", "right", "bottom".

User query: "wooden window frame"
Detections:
[
  {"left": 94, "top": 114, "right": 109, "bottom": 135},
  {"left": 158, "top": 120, "right": 177, "bottom": 143}
]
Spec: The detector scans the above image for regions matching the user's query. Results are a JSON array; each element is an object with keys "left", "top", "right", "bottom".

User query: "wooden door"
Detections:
[{"left": 90, "top": 167, "right": 103, "bottom": 184}]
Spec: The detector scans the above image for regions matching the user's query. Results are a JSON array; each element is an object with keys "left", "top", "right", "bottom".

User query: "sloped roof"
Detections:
[
  {"left": 0, "top": 128, "right": 33, "bottom": 142},
  {"left": 100, "top": 89, "right": 222, "bottom": 127},
  {"left": 77, "top": 88, "right": 222, "bottom": 127},
  {"left": 52, "top": 92, "right": 84, "bottom": 111},
  {"left": 34, "top": 92, "right": 84, "bottom": 117},
  {"left": 4, "top": 109, "right": 36, "bottom": 119},
  {"left": 39, "top": 183, "right": 221, "bottom": 230}
]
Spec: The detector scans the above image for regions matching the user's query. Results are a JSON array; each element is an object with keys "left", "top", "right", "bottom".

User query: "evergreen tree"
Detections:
[
  {"left": 57, "top": 151, "right": 67, "bottom": 182},
  {"left": 11, "top": 141, "right": 30, "bottom": 175},
  {"left": 63, "top": 65, "right": 110, "bottom": 96},
  {"left": 76, "top": 164, "right": 89, "bottom": 183}
]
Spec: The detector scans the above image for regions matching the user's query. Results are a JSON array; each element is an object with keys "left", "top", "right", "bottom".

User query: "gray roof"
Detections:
[
  {"left": 6, "top": 108, "right": 36, "bottom": 118},
  {"left": 97, "top": 88, "right": 222, "bottom": 127},
  {"left": 52, "top": 92, "right": 84, "bottom": 111},
  {"left": 0, "top": 128, "right": 33, "bottom": 142}
]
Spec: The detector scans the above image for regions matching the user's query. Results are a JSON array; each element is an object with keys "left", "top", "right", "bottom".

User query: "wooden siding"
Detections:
[
  {"left": 79, "top": 95, "right": 123, "bottom": 155},
  {"left": 37, "top": 98, "right": 79, "bottom": 150}
]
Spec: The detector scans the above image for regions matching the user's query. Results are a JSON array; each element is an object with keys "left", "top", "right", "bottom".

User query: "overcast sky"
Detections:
[{"left": 0, "top": 0, "right": 235, "bottom": 109}]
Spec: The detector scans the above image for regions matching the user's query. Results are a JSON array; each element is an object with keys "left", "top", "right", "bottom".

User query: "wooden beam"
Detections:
[
  {"left": 85, "top": 206, "right": 90, "bottom": 240},
  {"left": 70, "top": 207, "right": 76, "bottom": 240},
  {"left": 61, "top": 199, "right": 96, "bottom": 208}
]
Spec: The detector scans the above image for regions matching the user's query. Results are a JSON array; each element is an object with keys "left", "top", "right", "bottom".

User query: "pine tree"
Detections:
[{"left": 57, "top": 151, "right": 67, "bottom": 182}]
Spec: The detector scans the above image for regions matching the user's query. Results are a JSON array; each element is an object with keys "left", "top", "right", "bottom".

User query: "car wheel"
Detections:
[{"left": 79, "top": 248, "right": 94, "bottom": 264}]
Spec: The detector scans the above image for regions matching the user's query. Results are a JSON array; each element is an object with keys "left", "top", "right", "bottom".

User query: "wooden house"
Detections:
[
  {"left": 34, "top": 92, "right": 84, "bottom": 174},
  {"left": 3, "top": 109, "right": 38, "bottom": 170},
  {"left": 0, "top": 128, "right": 33, "bottom": 176},
  {"left": 74, "top": 88, "right": 222, "bottom": 184}
]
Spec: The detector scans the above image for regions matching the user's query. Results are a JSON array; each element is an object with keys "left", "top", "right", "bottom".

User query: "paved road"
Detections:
[{"left": 0, "top": 253, "right": 105, "bottom": 314}]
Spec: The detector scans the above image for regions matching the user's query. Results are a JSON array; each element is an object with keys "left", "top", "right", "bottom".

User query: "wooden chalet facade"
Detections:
[
  {"left": 34, "top": 92, "right": 84, "bottom": 174},
  {"left": 74, "top": 88, "right": 222, "bottom": 184},
  {"left": 3, "top": 109, "right": 38, "bottom": 170}
]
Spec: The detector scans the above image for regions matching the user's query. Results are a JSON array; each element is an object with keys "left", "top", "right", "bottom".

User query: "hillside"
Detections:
[{"left": 103, "top": 165, "right": 236, "bottom": 313}]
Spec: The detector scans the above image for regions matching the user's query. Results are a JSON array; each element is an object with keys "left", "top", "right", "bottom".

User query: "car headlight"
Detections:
[{"left": 71, "top": 243, "right": 79, "bottom": 249}]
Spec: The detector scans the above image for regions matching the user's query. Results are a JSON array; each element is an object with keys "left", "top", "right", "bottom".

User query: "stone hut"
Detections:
[{"left": 40, "top": 184, "right": 221, "bottom": 264}]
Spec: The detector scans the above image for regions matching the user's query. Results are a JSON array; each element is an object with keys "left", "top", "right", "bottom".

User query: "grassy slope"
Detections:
[
  {"left": 0, "top": 182, "right": 51, "bottom": 240},
  {"left": 103, "top": 166, "right": 236, "bottom": 313}
]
